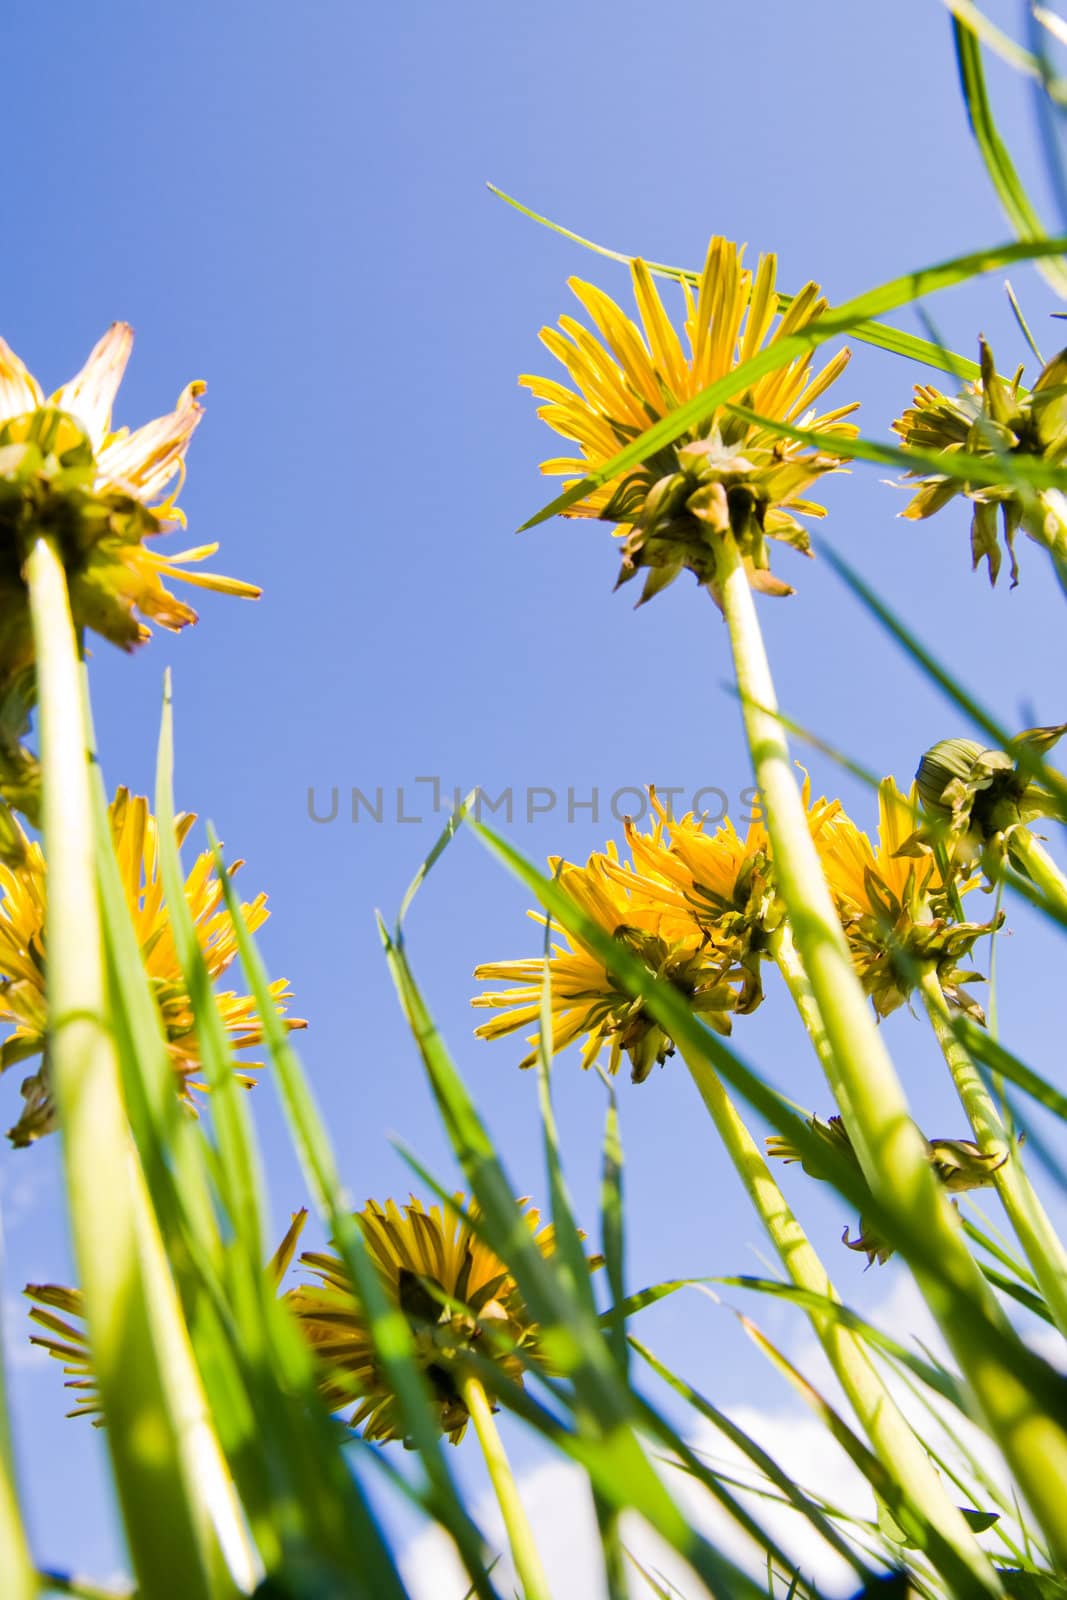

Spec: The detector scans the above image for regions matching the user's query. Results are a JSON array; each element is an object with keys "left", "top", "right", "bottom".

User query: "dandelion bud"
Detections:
[{"left": 915, "top": 738, "right": 999, "bottom": 820}]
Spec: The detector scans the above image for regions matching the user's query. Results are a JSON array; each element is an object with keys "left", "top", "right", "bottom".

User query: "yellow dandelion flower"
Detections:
[
  {"left": 893, "top": 336, "right": 1067, "bottom": 586},
  {"left": 604, "top": 781, "right": 841, "bottom": 1012},
  {"left": 472, "top": 845, "right": 738, "bottom": 1083},
  {"left": 815, "top": 779, "right": 995, "bottom": 1020},
  {"left": 288, "top": 1194, "right": 588, "bottom": 1445},
  {"left": 0, "top": 323, "right": 259, "bottom": 652},
  {"left": 0, "top": 787, "right": 304, "bottom": 1145},
  {"left": 523, "top": 237, "right": 859, "bottom": 604}
]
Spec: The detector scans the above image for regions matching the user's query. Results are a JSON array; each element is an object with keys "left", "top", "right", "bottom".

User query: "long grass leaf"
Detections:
[
  {"left": 954, "top": 18, "right": 1067, "bottom": 296},
  {"left": 208, "top": 835, "right": 494, "bottom": 1600},
  {"left": 380, "top": 919, "right": 779, "bottom": 1600},
  {"left": 630, "top": 1337, "right": 873, "bottom": 1580},
  {"left": 487, "top": 186, "right": 985, "bottom": 380}
]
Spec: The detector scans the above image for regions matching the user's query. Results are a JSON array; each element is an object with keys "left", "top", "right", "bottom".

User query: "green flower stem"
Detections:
[
  {"left": 1010, "top": 825, "right": 1067, "bottom": 916},
  {"left": 768, "top": 920, "right": 834, "bottom": 1075},
  {"left": 459, "top": 1372, "right": 550, "bottom": 1600},
  {"left": 24, "top": 534, "right": 249, "bottom": 1600},
  {"left": 919, "top": 965, "right": 1067, "bottom": 1342},
  {"left": 715, "top": 525, "right": 1067, "bottom": 1565},
  {"left": 678, "top": 1035, "right": 996, "bottom": 1583},
  {"left": 0, "top": 1313, "right": 37, "bottom": 1600}
]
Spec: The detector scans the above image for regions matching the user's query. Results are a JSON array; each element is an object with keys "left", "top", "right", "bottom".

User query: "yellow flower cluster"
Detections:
[
  {"left": 0, "top": 787, "right": 303, "bottom": 1145},
  {"left": 472, "top": 777, "right": 996, "bottom": 1080}
]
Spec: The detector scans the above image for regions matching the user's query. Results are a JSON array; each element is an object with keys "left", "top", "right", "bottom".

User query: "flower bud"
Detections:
[{"left": 915, "top": 738, "right": 1002, "bottom": 820}]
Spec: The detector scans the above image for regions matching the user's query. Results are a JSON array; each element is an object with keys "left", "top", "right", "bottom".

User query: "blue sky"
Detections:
[{"left": 2, "top": 0, "right": 1066, "bottom": 1585}]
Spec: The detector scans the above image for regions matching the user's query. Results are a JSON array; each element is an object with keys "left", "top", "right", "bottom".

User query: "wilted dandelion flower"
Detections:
[
  {"left": 523, "top": 237, "right": 859, "bottom": 604},
  {"left": 767, "top": 1113, "right": 1007, "bottom": 1267},
  {"left": 0, "top": 787, "right": 303, "bottom": 1145},
  {"left": 24, "top": 1285, "right": 100, "bottom": 1420},
  {"left": 815, "top": 778, "right": 996, "bottom": 1021},
  {"left": 0, "top": 323, "right": 258, "bottom": 649},
  {"left": 288, "top": 1195, "right": 588, "bottom": 1445},
  {"left": 472, "top": 847, "right": 738, "bottom": 1083},
  {"left": 0, "top": 326, "right": 259, "bottom": 842},
  {"left": 893, "top": 336, "right": 1067, "bottom": 586}
]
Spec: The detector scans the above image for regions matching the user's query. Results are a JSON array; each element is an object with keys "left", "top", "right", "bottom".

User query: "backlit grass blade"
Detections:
[
  {"left": 711, "top": 1279, "right": 971, "bottom": 1415},
  {"left": 159, "top": 693, "right": 414, "bottom": 1598},
  {"left": 155, "top": 673, "right": 268, "bottom": 1264},
  {"left": 380, "top": 921, "right": 784, "bottom": 1600},
  {"left": 207, "top": 837, "right": 496, "bottom": 1600},
  {"left": 629, "top": 1392, "right": 824, "bottom": 1588},
  {"left": 86, "top": 766, "right": 287, "bottom": 1573},
  {"left": 735, "top": 1314, "right": 951, "bottom": 1559},
  {"left": 598, "top": 1076, "right": 627, "bottom": 1374},
  {"left": 533, "top": 918, "right": 600, "bottom": 1328},
  {"left": 724, "top": 401, "right": 1067, "bottom": 494},
  {"left": 487, "top": 185, "right": 985, "bottom": 381},
  {"left": 0, "top": 1303, "right": 36, "bottom": 1600},
  {"left": 816, "top": 538, "right": 1067, "bottom": 818},
  {"left": 24, "top": 534, "right": 237, "bottom": 1600},
  {"left": 943, "top": 1, "right": 1048, "bottom": 80},
  {"left": 630, "top": 1337, "right": 875, "bottom": 1582},
  {"left": 598, "top": 1280, "right": 717, "bottom": 1326},
  {"left": 954, "top": 18, "right": 1067, "bottom": 296}
]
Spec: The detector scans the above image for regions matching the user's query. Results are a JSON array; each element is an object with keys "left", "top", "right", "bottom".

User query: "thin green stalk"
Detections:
[
  {"left": 459, "top": 1374, "right": 550, "bottom": 1600},
  {"left": 1011, "top": 825, "right": 1067, "bottom": 916},
  {"left": 714, "top": 524, "right": 1067, "bottom": 1567},
  {"left": 919, "top": 966, "right": 1067, "bottom": 1343},
  {"left": 678, "top": 1037, "right": 997, "bottom": 1588},
  {"left": 23, "top": 534, "right": 248, "bottom": 1600},
  {"left": 0, "top": 1301, "right": 36, "bottom": 1600}
]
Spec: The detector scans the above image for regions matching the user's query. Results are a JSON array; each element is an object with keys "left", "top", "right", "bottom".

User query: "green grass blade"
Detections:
[
  {"left": 954, "top": 18, "right": 1067, "bottom": 297},
  {"left": 159, "top": 687, "right": 416, "bottom": 1597},
  {"left": 816, "top": 538, "right": 1067, "bottom": 819},
  {"left": 630, "top": 1337, "right": 873, "bottom": 1581},
  {"left": 207, "top": 838, "right": 494, "bottom": 1600},
  {"left": 598, "top": 1076, "right": 627, "bottom": 1374},
  {"left": 712, "top": 1279, "right": 970, "bottom": 1413},
  {"left": 598, "top": 1279, "right": 717, "bottom": 1325},
  {"left": 380, "top": 920, "right": 783, "bottom": 1600},
  {"left": 954, "top": 1018, "right": 1067, "bottom": 1122},
  {"left": 487, "top": 185, "right": 985, "bottom": 381},
  {"left": 24, "top": 535, "right": 237, "bottom": 1600},
  {"left": 735, "top": 1314, "right": 948, "bottom": 1559},
  {"left": 945, "top": 1, "right": 1063, "bottom": 91},
  {"left": 725, "top": 400, "right": 1067, "bottom": 494},
  {"left": 533, "top": 916, "right": 601, "bottom": 1327},
  {"left": 0, "top": 1301, "right": 37, "bottom": 1600},
  {"left": 155, "top": 672, "right": 268, "bottom": 1264}
]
